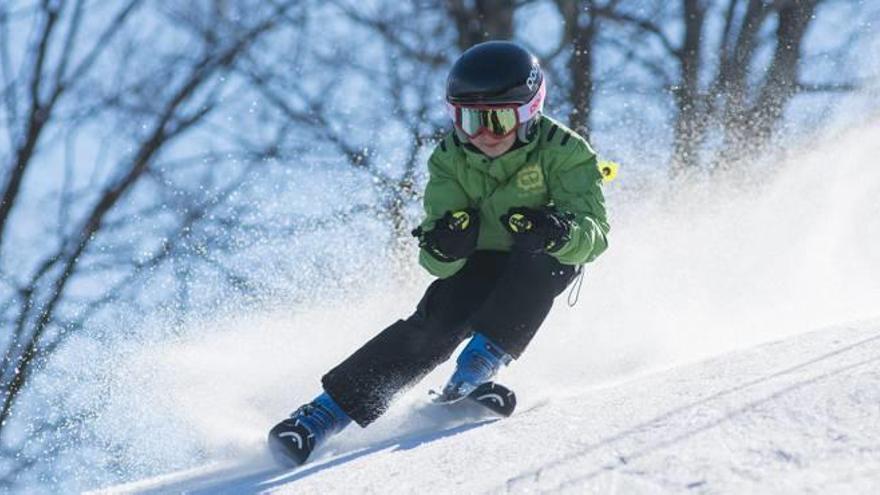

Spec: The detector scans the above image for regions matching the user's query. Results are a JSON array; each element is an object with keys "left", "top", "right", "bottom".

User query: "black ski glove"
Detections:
[
  {"left": 500, "top": 206, "right": 574, "bottom": 254},
  {"left": 412, "top": 208, "right": 480, "bottom": 262}
]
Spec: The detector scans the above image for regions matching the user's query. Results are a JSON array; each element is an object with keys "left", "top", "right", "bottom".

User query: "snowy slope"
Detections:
[
  {"left": 92, "top": 321, "right": 880, "bottom": 494},
  {"left": 75, "top": 122, "right": 880, "bottom": 494}
]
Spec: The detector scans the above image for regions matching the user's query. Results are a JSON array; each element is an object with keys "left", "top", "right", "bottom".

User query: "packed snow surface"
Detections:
[{"left": 94, "top": 322, "right": 880, "bottom": 494}]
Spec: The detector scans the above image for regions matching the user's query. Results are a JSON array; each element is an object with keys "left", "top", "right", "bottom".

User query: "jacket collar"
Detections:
[{"left": 459, "top": 126, "right": 541, "bottom": 182}]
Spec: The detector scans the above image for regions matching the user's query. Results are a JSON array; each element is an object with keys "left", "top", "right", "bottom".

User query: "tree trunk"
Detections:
[
  {"left": 445, "top": 0, "right": 516, "bottom": 51},
  {"left": 671, "top": 0, "right": 707, "bottom": 176},
  {"left": 567, "top": 2, "right": 597, "bottom": 140},
  {"left": 747, "top": 0, "right": 819, "bottom": 149}
]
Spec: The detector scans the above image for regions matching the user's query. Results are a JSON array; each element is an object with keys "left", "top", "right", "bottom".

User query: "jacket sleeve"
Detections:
[
  {"left": 545, "top": 140, "right": 610, "bottom": 265},
  {"left": 418, "top": 152, "right": 471, "bottom": 278}
]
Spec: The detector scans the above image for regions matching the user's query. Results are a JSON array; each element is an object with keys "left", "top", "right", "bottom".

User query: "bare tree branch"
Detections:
[
  {"left": 0, "top": 4, "right": 62, "bottom": 253},
  {"left": 594, "top": 4, "right": 683, "bottom": 60},
  {"left": 330, "top": 1, "right": 450, "bottom": 67},
  {"left": 0, "top": 0, "right": 301, "bottom": 433}
]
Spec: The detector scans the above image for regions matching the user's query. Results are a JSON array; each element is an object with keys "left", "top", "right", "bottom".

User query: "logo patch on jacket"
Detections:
[{"left": 516, "top": 164, "right": 544, "bottom": 193}]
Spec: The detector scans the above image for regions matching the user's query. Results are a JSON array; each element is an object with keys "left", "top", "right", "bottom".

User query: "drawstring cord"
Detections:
[{"left": 567, "top": 267, "right": 585, "bottom": 307}]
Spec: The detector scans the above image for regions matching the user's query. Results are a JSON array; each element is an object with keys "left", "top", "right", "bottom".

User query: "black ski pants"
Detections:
[{"left": 322, "top": 250, "right": 579, "bottom": 427}]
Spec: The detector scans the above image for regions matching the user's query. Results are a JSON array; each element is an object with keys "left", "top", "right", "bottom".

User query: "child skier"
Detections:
[{"left": 268, "top": 40, "right": 609, "bottom": 467}]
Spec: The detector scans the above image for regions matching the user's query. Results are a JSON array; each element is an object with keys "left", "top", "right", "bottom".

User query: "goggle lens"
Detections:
[{"left": 458, "top": 107, "right": 519, "bottom": 137}]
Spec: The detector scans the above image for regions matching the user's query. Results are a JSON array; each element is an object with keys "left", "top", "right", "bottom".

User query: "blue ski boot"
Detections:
[
  {"left": 268, "top": 391, "right": 351, "bottom": 467},
  {"left": 436, "top": 333, "right": 513, "bottom": 403}
]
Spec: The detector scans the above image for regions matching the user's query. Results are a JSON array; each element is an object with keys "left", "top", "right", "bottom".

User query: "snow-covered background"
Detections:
[
  {"left": 2, "top": 1, "right": 880, "bottom": 493},
  {"left": 77, "top": 119, "right": 880, "bottom": 493}
]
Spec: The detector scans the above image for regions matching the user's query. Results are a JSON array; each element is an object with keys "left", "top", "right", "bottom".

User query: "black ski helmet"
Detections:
[{"left": 446, "top": 41, "right": 545, "bottom": 141}]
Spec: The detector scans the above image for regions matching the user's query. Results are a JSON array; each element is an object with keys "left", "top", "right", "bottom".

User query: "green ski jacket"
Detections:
[{"left": 418, "top": 115, "right": 610, "bottom": 278}]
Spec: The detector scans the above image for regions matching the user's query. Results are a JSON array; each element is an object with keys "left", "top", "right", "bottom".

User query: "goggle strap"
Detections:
[
  {"left": 517, "top": 78, "right": 546, "bottom": 123},
  {"left": 446, "top": 102, "right": 458, "bottom": 121}
]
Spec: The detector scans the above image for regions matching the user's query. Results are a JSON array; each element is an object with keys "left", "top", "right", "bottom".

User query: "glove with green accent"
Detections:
[
  {"left": 412, "top": 209, "right": 480, "bottom": 262},
  {"left": 500, "top": 206, "right": 574, "bottom": 254}
]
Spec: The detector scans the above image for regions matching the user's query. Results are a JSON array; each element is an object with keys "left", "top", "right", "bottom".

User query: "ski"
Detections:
[
  {"left": 468, "top": 382, "right": 517, "bottom": 417},
  {"left": 431, "top": 381, "right": 517, "bottom": 417},
  {"left": 267, "top": 418, "right": 315, "bottom": 468}
]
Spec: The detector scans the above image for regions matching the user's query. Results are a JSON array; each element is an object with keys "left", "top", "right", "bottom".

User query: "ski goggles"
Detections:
[{"left": 447, "top": 79, "right": 546, "bottom": 138}]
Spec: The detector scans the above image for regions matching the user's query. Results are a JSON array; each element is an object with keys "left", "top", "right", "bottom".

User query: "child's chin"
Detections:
[{"left": 476, "top": 142, "right": 509, "bottom": 156}]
